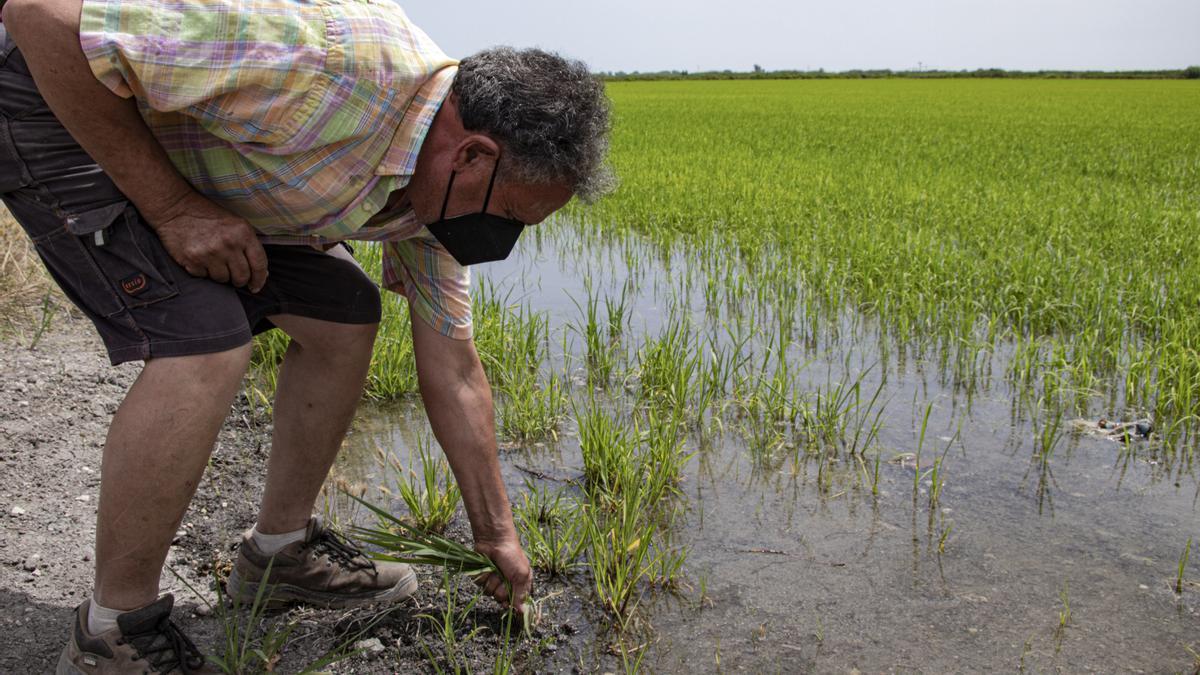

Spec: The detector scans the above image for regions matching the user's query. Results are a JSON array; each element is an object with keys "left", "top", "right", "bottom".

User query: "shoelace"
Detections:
[
  {"left": 309, "top": 526, "right": 378, "bottom": 572},
  {"left": 118, "top": 616, "right": 206, "bottom": 674}
]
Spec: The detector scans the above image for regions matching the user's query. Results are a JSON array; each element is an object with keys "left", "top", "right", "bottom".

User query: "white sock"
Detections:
[
  {"left": 86, "top": 599, "right": 123, "bottom": 635},
  {"left": 250, "top": 524, "right": 307, "bottom": 555}
]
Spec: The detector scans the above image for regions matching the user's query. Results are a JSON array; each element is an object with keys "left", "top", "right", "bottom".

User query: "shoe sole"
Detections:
[
  {"left": 55, "top": 647, "right": 84, "bottom": 675},
  {"left": 224, "top": 567, "right": 418, "bottom": 610}
]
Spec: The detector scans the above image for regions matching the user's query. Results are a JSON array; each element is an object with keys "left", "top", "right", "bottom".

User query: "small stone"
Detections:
[
  {"left": 10, "top": 506, "right": 26, "bottom": 516},
  {"left": 194, "top": 604, "right": 213, "bottom": 617},
  {"left": 354, "top": 638, "right": 385, "bottom": 656},
  {"left": 967, "top": 627, "right": 979, "bottom": 635},
  {"left": 1138, "top": 584, "right": 1149, "bottom": 590},
  {"left": 75, "top": 495, "right": 90, "bottom": 502}
]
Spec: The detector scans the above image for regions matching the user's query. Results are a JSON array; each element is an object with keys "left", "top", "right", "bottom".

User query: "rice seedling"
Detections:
[
  {"left": 385, "top": 435, "right": 461, "bottom": 534},
  {"left": 349, "top": 495, "right": 536, "bottom": 631},
  {"left": 1056, "top": 581, "right": 1072, "bottom": 636},
  {"left": 636, "top": 317, "right": 702, "bottom": 416},
  {"left": 489, "top": 360, "right": 569, "bottom": 442},
  {"left": 577, "top": 405, "right": 638, "bottom": 501},
  {"left": 912, "top": 401, "right": 935, "bottom": 499},
  {"left": 581, "top": 495, "right": 659, "bottom": 628},
  {"left": 1177, "top": 537, "right": 1192, "bottom": 595},
  {"left": 416, "top": 572, "right": 487, "bottom": 675},
  {"left": 937, "top": 518, "right": 953, "bottom": 555},
  {"left": 514, "top": 483, "right": 587, "bottom": 576},
  {"left": 569, "top": 282, "right": 619, "bottom": 389}
]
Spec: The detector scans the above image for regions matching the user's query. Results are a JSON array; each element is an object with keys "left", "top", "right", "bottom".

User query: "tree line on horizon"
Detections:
[{"left": 601, "top": 65, "right": 1200, "bottom": 81}]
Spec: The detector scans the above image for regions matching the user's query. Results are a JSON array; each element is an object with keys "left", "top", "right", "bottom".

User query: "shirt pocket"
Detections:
[{"left": 64, "top": 201, "right": 180, "bottom": 313}]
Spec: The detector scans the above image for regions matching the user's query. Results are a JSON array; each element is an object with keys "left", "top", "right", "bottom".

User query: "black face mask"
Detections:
[{"left": 424, "top": 160, "right": 526, "bottom": 266}]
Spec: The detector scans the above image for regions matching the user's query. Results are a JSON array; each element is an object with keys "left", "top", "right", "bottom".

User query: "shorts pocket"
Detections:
[
  {"left": 0, "top": 117, "right": 33, "bottom": 194},
  {"left": 64, "top": 201, "right": 180, "bottom": 312}
]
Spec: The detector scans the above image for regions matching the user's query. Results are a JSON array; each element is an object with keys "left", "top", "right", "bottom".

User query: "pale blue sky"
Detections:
[{"left": 402, "top": 0, "right": 1200, "bottom": 73}]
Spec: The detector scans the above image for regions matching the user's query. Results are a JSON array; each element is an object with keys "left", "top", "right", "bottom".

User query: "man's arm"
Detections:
[
  {"left": 409, "top": 305, "right": 533, "bottom": 610},
  {"left": 1, "top": 0, "right": 267, "bottom": 290}
]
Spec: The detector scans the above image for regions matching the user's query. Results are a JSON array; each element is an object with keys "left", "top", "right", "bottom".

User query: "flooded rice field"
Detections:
[{"left": 329, "top": 226, "right": 1200, "bottom": 672}]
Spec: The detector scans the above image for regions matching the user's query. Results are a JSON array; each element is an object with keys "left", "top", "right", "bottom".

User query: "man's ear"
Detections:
[{"left": 451, "top": 135, "right": 501, "bottom": 173}]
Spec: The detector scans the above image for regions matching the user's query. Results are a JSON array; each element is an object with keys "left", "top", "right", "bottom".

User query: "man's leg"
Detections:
[
  {"left": 225, "top": 245, "right": 414, "bottom": 608},
  {"left": 254, "top": 316, "right": 377, "bottom": 534},
  {"left": 93, "top": 345, "right": 252, "bottom": 610}
]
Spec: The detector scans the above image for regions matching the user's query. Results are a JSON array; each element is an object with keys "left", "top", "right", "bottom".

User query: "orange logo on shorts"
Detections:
[{"left": 121, "top": 274, "right": 147, "bottom": 296}]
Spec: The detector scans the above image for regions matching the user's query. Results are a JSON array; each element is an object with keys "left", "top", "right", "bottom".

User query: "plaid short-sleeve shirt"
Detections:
[{"left": 78, "top": 0, "right": 473, "bottom": 339}]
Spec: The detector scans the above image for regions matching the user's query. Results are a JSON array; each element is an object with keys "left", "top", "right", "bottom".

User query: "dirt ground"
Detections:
[{"left": 0, "top": 315, "right": 581, "bottom": 673}]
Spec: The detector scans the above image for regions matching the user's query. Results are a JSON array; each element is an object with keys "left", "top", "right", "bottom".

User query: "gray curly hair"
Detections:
[{"left": 453, "top": 47, "right": 615, "bottom": 202}]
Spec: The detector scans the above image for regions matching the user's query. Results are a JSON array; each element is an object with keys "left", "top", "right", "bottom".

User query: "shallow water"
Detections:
[{"left": 336, "top": 226, "right": 1199, "bottom": 672}]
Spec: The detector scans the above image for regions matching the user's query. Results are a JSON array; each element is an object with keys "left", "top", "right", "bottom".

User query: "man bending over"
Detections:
[{"left": 0, "top": 0, "right": 611, "bottom": 672}]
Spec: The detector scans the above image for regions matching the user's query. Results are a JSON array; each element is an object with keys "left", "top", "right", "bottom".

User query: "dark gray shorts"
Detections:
[{"left": 0, "top": 27, "right": 381, "bottom": 365}]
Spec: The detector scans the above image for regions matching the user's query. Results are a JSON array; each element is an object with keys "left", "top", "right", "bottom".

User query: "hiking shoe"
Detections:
[
  {"left": 56, "top": 594, "right": 217, "bottom": 674},
  {"left": 226, "top": 516, "right": 417, "bottom": 609}
]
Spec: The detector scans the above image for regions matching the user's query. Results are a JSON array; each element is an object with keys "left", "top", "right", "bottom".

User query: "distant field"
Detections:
[{"left": 576, "top": 79, "right": 1200, "bottom": 445}]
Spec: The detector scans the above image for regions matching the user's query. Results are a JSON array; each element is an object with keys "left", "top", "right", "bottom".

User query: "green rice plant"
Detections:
[
  {"left": 349, "top": 495, "right": 535, "bottom": 632},
  {"left": 650, "top": 530, "right": 689, "bottom": 591},
  {"left": 871, "top": 451, "right": 882, "bottom": 496},
  {"left": 577, "top": 405, "right": 638, "bottom": 501},
  {"left": 793, "top": 365, "right": 886, "bottom": 461},
  {"left": 637, "top": 407, "right": 693, "bottom": 503},
  {"left": 937, "top": 518, "right": 953, "bottom": 554},
  {"left": 1056, "top": 581, "right": 1072, "bottom": 635},
  {"left": 605, "top": 281, "right": 632, "bottom": 346},
  {"left": 1029, "top": 400, "right": 1065, "bottom": 512},
  {"left": 1177, "top": 537, "right": 1192, "bottom": 595},
  {"left": 366, "top": 306, "right": 419, "bottom": 398},
  {"left": 385, "top": 436, "right": 461, "bottom": 534},
  {"left": 514, "top": 483, "right": 587, "bottom": 576},
  {"left": 581, "top": 496, "right": 658, "bottom": 628},
  {"left": 472, "top": 278, "right": 551, "bottom": 384},
  {"left": 569, "top": 283, "right": 618, "bottom": 389},
  {"left": 912, "top": 401, "right": 935, "bottom": 499},
  {"left": 416, "top": 571, "right": 486, "bottom": 675},
  {"left": 488, "top": 358, "right": 568, "bottom": 442},
  {"left": 636, "top": 317, "right": 702, "bottom": 416}
]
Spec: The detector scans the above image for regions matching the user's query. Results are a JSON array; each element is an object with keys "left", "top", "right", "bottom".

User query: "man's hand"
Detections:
[
  {"left": 149, "top": 191, "right": 268, "bottom": 291},
  {"left": 4, "top": 0, "right": 266, "bottom": 292},
  {"left": 474, "top": 536, "right": 533, "bottom": 611}
]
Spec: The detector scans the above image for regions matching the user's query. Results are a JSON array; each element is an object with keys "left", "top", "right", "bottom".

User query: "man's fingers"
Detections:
[
  {"left": 484, "top": 574, "right": 508, "bottom": 604},
  {"left": 474, "top": 572, "right": 511, "bottom": 606},
  {"left": 244, "top": 238, "right": 269, "bottom": 293},
  {"left": 228, "top": 252, "right": 251, "bottom": 288},
  {"left": 206, "top": 261, "right": 231, "bottom": 284}
]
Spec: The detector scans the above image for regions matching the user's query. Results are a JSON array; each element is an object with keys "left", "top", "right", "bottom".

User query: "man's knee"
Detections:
[
  {"left": 277, "top": 316, "right": 378, "bottom": 361},
  {"left": 141, "top": 342, "right": 253, "bottom": 388}
]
